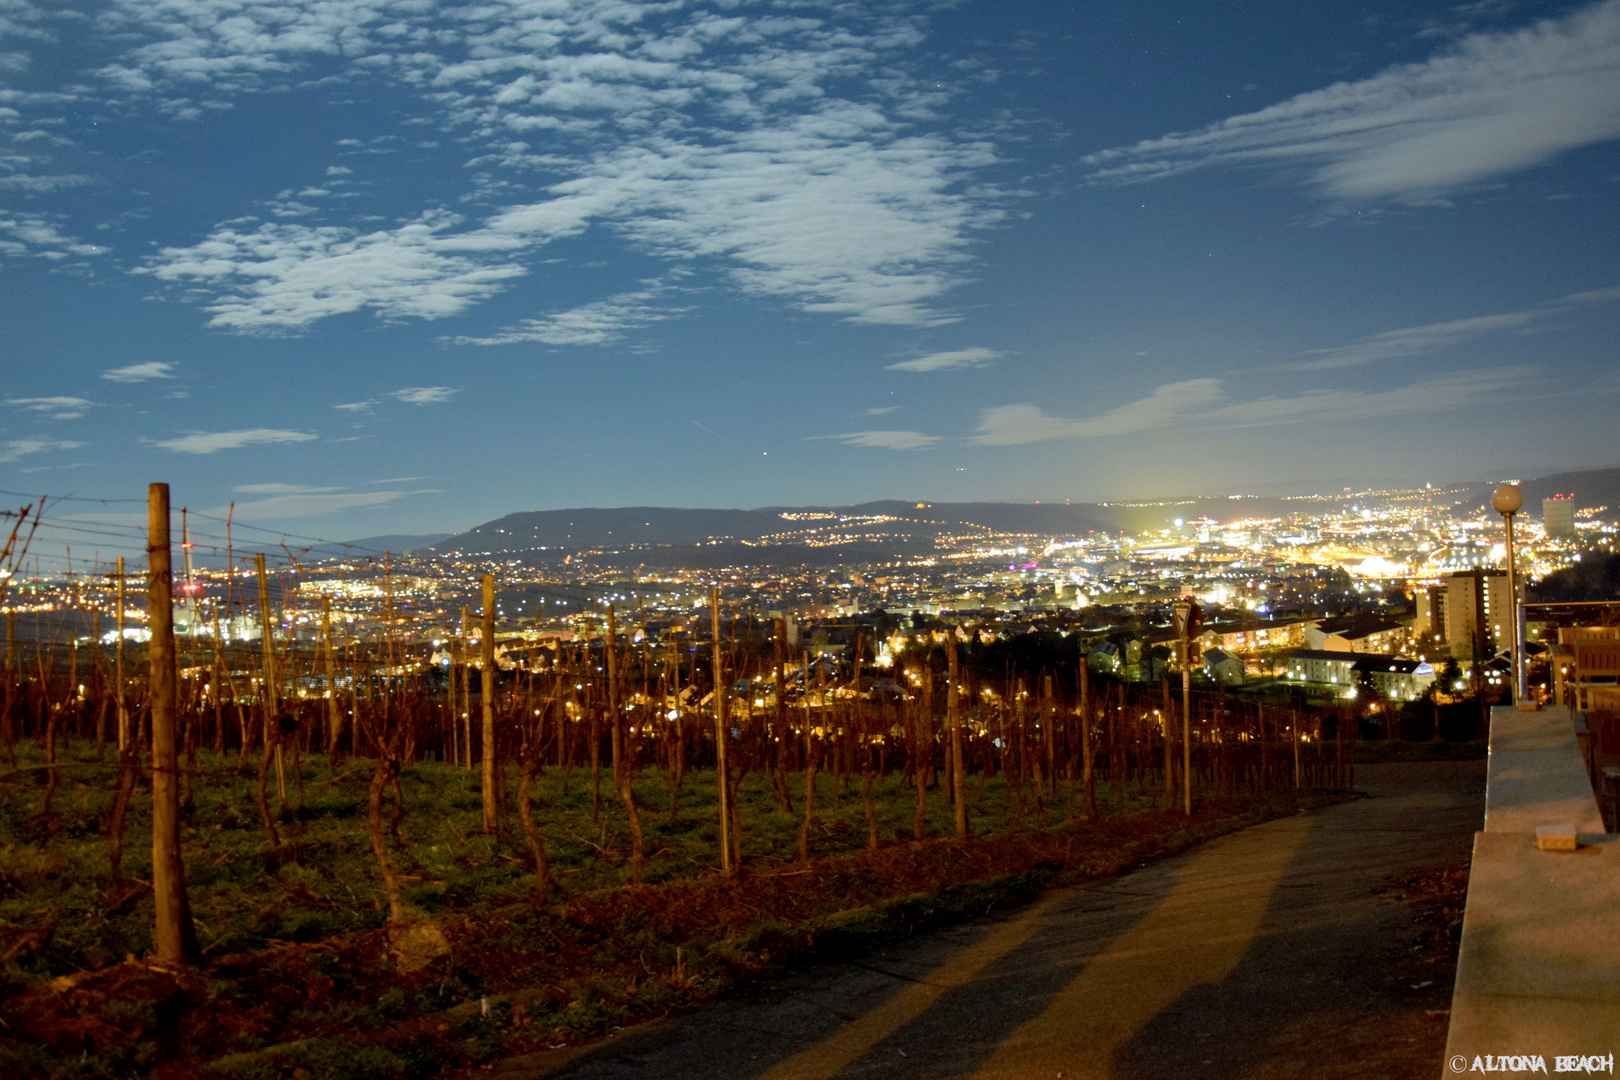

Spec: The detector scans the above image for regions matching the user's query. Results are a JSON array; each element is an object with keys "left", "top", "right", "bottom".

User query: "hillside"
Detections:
[
  {"left": 431, "top": 466, "right": 1620, "bottom": 565},
  {"left": 1517, "top": 467, "right": 1620, "bottom": 511},
  {"left": 305, "top": 533, "right": 452, "bottom": 561},
  {"left": 435, "top": 497, "right": 1296, "bottom": 563}
]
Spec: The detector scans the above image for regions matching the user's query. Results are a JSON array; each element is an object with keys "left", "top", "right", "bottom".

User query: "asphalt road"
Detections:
[{"left": 496, "top": 762, "right": 1486, "bottom": 1080}]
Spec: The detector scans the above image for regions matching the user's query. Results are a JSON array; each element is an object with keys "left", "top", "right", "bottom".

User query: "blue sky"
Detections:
[{"left": 3, "top": 0, "right": 1619, "bottom": 543}]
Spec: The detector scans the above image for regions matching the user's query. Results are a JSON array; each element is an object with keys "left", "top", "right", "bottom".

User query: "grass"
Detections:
[
  {"left": 0, "top": 739, "right": 1351, "bottom": 1078},
  {"left": 0, "top": 742, "right": 1176, "bottom": 967}
]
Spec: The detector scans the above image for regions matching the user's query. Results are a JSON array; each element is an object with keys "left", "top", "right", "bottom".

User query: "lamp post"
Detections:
[{"left": 1491, "top": 483, "right": 1524, "bottom": 701}]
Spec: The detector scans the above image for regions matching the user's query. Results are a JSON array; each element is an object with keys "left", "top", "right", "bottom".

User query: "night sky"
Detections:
[{"left": 3, "top": 0, "right": 1618, "bottom": 540}]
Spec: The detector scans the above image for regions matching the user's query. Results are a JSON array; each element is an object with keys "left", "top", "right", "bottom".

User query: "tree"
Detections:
[
  {"left": 1438, "top": 657, "right": 1462, "bottom": 698},
  {"left": 1529, "top": 550, "right": 1620, "bottom": 602},
  {"left": 1354, "top": 666, "right": 1377, "bottom": 706}
]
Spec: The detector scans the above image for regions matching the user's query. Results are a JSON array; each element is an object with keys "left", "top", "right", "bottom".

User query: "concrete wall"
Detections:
[{"left": 1443, "top": 706, "right": 1619, "bottom": 1072}]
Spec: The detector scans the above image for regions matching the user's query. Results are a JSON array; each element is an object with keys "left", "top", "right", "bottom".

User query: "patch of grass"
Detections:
[
  {"left": 206, "top": 1038, "right": 424, "bottom": 1080},
  {"left": 0, "top": 738, "right": 1350, "bottom": 1077}
]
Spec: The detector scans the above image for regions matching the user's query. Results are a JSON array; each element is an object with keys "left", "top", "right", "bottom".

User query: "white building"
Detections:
[
  {"left": 1544, "top": 495, "right": 1576, "bottom": 540},
  {"left": 1442, "top": 570, "right": 1511, "bottom": 661}
]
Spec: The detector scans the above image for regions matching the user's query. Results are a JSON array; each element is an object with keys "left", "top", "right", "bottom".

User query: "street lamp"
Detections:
[{"left": 1490, "top": 483, "right": 1525, "bottom": 701}]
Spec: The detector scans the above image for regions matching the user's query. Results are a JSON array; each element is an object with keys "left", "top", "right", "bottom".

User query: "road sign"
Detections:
[{"left": 1173, "top": 600, "right": 1203, "bottom": 641}]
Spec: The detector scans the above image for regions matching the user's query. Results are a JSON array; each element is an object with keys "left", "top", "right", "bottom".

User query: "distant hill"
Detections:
[
  {"left": 444, "top": 507, "right": 795, "bottom": 553},
  {"left": 437, "top": 497, "right": 1293, "bottom": 563},
  {"left": 305, "top": 533, "right": 451, "bottom": 561},
  {"left": 1439, "top": 467, "right": 1620, "bottom": 519},
  {"left": 433, "top": 466, "right": 1620, "bottom": 566},
  {"left": 1517, "top": 467, "right": 1620, "bottom": 514}
]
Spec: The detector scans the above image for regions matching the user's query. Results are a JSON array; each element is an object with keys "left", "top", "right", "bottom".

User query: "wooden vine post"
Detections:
[
  {"left": 115, "top": 555, "right": 128, "bottom": 751},
  {"left": 255, "top": 554, "right": 285, "bottom": 803},
  {"left": 460, "top": 606, "right": 473, "bottom": 770},
  {"left": 665, "top": 630, "right": 684, "bottom": 818},
  {"left": 210, "top": 611, "right": 225, "bottom": 755},
  {"left": 1175, "top": 598, "right": 1201, "bottom": 817},
  {"left": 1258, "top": 703, "right": 1269, "bottom": 793},
  {"left": 947, "top": 630, "right": 968, "bottom": 840},
  {"left": 1293, "top": 708, "right": 1302, "bottom": 789},
  {"left": 255, "top": 554, "right": 276, "bottom": 713},
  {"left": 1162, "top": 676, "right": 1174, "bottom": 801},
  {"left": 147, "top": 482, "right": 197, "bottom": 967},
  {"left": 322, "top": 595, "right": 341, "bottom": 757},
  {"left": 773, "top": 617, "right": 791, "bottom": 812},
  {"left": 798, "top": 652, "right": 816, "bottom": 861},
  {"left": 912, "top": 664, "right": 930, "bottom": 839},
  {"left": 606, "top": 605, "right": 644, "bottom": 879},
  {"left": 480, "top": 574, "right": 497, "bottom": 834},
  {"left": 710, "top": 588, "right": 733, "bottom": 876},
  {"left": 1080, "top": 658, "right": 1097, "bottom": 820},
  {"left": 1042, "top": 673, "right": 1056, "bottom": 799}
]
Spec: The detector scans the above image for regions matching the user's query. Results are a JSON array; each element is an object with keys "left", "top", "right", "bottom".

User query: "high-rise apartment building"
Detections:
[
  {"left": 1413, "top": 584, "right": 1446, "bottom": 644},
  {"left": 1443, "top": 569, "right": 1510, "bottom": 660},
  {"left": 1544, "top": 494, "right": 1576, "bottom": 540}
]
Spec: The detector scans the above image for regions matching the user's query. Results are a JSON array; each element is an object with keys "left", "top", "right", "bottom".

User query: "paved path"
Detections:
[{"left": 500, "top": 763, "right": 1485, "bottom": 1080}]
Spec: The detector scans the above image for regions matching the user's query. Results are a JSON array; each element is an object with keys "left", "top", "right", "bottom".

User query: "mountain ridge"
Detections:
[{"left": 427, "top": 467, "right": 1620, "bottom": 564}]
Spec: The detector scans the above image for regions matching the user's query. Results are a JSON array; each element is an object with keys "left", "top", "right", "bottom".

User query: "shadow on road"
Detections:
[
  {"left": 1110, "top": 762, "right": 1485, "bottom": 1080},
  {"left": 521, "top": 762, "right": 1484, "bottom": 1080}
]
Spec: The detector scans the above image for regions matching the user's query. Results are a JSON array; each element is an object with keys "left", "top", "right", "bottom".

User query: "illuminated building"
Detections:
[
  {"left": 1443, "top": 569, "right": 1511, "bottom": 661},
  {"left": 1413, "top": 585, "right": 1445, "bottom": 643},
  {"left": 1544, "top": 494, "right": 1576, "bottom": 540}
]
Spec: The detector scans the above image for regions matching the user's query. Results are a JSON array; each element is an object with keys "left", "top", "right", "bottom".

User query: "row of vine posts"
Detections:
[{"left": 0, "top": 484, "right": 1360, "bottom": 969}]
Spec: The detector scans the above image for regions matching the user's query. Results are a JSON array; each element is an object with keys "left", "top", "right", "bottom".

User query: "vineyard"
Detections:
[{"left": 0, "top": 488, "right": 1359, "bottom": 1077}]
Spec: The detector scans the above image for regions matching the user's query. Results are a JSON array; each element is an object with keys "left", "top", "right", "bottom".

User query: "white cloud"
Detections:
[
  {"left": 388, "top": 386, "right": 457, "bottom": 405},
  {"left": 154, "top": 428, "right": 317, "bottom": 454},
  {"left": 1565, "top": 283, "right": 1620, "bottom": 304},
  {"left": 1292, "top": 311, "right": 1540, "bottom": 370},
  {"left": 108, "top": 3, "right": 1003, "bottom": 332},
  {"left": 222, "top": 490, "right": 411, "bottom": 520},
  {"left": 973, "top": 380, "right": 1225, "bottom": 445},
  {"left": 102, "top": 361, "right": 174, "bottom": 382},
  {"left": 6, "top": 396, "right": 92, "bottom": 419},
  {"left": 0, "top": 172, "right": 93, "bottom": 193},
  {"left": 0, "top": 2, "right": 53, "bottom": 47},
  {"left": 820, "top": 430, "right": 940, "bottom": 450},
  {"left": 1200, "top": 366, "right": 1534, "bottom": 428},
  {"left": 1084, "top": 0, "right": 1620, "bottom": 200},
  {"left": 972, "top": 368, "right": 1538, "bottom": 445},
  {"left": 862, "top": 405, "right": 900, "bottom": 415},
  {"left": 886, "top": 347, "right": 1000, "bottom": 373},
  {"left": 458, "top": 277, "right": 686, "bottom": 346},
  {"left": 139, "top": 211, "right": 529, "bottom": 331},
  {"left": 233, "top": 483, "right": 341, "bottom": 494},
  {"left": 1284, "top": 282, "right": 1620, "bottom": 370},
  {"left": 0, "top": 438, "right": 81, "bottom": 463},
  {"left": 0, "top": 213, "right": 103, "bottom": 261},
  {"left": 336, "top": 389, "right": 455, "bottom": 410},
  {"left": 575, "top": 120, "right": 997, "bottom": 327}
]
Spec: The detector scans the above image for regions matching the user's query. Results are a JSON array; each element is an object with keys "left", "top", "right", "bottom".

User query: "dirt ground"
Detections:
[{"left": 478, "top": 761, "right": 1484, "bottom": 1080}]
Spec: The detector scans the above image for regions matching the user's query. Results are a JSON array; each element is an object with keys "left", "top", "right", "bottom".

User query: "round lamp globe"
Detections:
[{"left": 1491, "top": 484, "right": 1524, "bottom": 515}]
